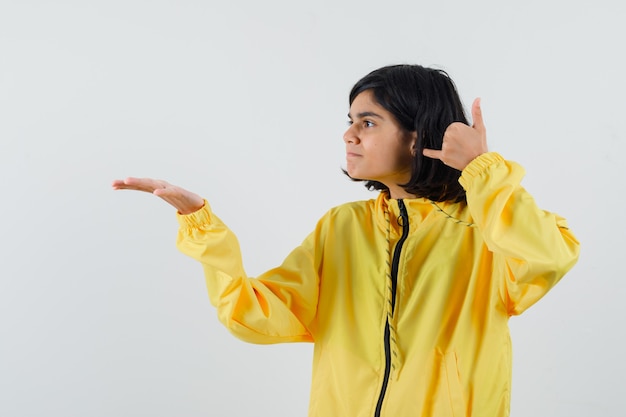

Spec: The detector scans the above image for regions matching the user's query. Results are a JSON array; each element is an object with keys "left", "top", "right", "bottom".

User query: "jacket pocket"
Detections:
[{"left": 437, "top": 350, "right": 466, "bottom": 417}]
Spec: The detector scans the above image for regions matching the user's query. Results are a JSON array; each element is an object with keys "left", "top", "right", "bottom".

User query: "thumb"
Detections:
[
  {"left": 471, "top": 97, "right": 486, "bottom": 133},
  {"left": 422, "top": 148, "right": 442, "bottom": 160}
]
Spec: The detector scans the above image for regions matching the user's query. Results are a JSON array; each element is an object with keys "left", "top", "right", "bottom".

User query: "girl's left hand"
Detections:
[
  {"left": 112, "top": 177, "right": 205, "bottom": 215},
  {"left": 422, "top": 98, "right": 488, "bottom": 171}
]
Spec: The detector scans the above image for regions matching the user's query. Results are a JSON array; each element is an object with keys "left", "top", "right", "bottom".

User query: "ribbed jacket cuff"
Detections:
[
  {"left": 176, "top": 199, "right": 212, "bottom": 228},
  {"left": 459, "top": 152, "right": 505, "bottom": 190}
]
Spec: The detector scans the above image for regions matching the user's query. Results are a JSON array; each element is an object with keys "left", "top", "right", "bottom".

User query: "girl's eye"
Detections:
[{"left": 346, "top": 120, "right": 374, "bottom": 127}]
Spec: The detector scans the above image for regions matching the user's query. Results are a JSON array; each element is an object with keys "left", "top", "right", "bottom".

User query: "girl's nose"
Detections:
[{"left": 343, "top": 125, "right": 359, "bottom": 144}]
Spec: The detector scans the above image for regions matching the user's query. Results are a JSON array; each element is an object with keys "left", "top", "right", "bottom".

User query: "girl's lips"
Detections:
[{"left": 346, "top": 152, "right": 362, "bottom": 158}]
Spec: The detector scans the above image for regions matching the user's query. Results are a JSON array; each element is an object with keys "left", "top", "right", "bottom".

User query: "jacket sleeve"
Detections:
[
  {"left": 459, "top": 152, "right": 580, "bottom": 316},
  {"left": 175, "top": 201, "right": 321, "bottom": 344}
]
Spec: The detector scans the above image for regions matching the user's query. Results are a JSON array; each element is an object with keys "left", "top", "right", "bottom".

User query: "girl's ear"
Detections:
[{"left": 409, "top": 131, "right": 418, "bottom": 156}]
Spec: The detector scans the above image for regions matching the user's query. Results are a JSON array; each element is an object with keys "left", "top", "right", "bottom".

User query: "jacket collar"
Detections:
[{"left": 375, "top": 192, "right": 467, "bottom": 236}]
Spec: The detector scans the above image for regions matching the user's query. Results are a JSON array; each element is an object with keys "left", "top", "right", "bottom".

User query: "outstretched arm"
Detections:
[
  {"left": 177, "top": 204, "right": 321, "bottom": 344},
  {"left": 112, "top": 177, "right": 320, "bottom": 343}
]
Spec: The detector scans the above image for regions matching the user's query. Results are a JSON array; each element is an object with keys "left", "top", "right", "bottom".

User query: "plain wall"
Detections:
[{"left": 1, "top": 0, "right": 624, "bottom": 416}]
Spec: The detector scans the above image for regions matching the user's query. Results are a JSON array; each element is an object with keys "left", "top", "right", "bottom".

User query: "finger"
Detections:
[
  {"left": 124, "top": 177, "right": 167, "bottom": 193},
  {"left": 112, "top": 179, "right": 152, "bottom": 192},
  {"left": 422, "top": 148, "right": 442, "bottom": 160},
  {"left": 153, "top": 186, "right": 186, "bottom": 204},
  {"left": 111, "top": 179, "right": 125, "bottom": 189},
  {"left": 123, "top": 177, "right": 160, "bottom": 187},
  {"left": 112, "top": 180, "right": 143, "bottom": 191},
  {"left": 471, "top": 98, "right": 486, "bottom": 133}
]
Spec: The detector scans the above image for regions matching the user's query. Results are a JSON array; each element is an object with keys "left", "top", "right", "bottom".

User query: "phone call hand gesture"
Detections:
[
  {"left": 422, "top": 98, "right": 488, "bottom": 171},
  {"left": 112, "top": 177, "right": 205, "bottom": 215}
]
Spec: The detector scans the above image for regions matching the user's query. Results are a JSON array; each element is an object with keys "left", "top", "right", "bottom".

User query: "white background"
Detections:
[{"left": 1, "top": 1, "right": 624, "bottom": 416}]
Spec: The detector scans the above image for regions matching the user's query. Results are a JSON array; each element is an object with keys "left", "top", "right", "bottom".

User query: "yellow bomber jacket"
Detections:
[{"left": 176, "top": 152, "right": 580, "bottom": 417}]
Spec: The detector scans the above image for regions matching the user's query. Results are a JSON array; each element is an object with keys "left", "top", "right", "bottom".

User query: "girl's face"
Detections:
[{"left": 344, "top": 90, "right": 416, "bottom": 199}]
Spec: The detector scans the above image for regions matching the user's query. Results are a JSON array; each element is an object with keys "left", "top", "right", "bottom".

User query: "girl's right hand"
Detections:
[
  {"left": 112, "top": 177, "right": 205, "bottom": 215},
  {"left": 422, "top": 98, "right": 488, "bottom": 171}
]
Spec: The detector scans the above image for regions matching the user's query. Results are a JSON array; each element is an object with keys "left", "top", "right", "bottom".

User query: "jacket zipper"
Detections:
[{"left": 374, "top": 199, "right": 409, "bottom": 417}]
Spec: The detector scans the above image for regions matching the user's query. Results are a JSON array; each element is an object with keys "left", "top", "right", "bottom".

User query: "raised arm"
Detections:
[
  {"left": 460, "top": 153, "right": 579, "bottom": 315},
  {"left": 424, "top": 100, "right": 580, "bottom": 315}
]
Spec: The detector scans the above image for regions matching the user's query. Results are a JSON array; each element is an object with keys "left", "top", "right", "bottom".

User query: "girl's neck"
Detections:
[{"left": 387, "top": 186, "right": 417, "bottom": 200}]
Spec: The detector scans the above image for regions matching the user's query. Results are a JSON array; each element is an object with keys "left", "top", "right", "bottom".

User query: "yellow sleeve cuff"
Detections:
[
  {"left": 176, "top": 199, "right": 213, "bottom": 228},
  {"left": 459, "top": 152, "right": 505, "bottom": 190}
]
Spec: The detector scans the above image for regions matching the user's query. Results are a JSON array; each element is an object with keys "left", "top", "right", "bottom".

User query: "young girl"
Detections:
[{"left": 113, "top": 64, "right": 580, "bottom": 417}]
